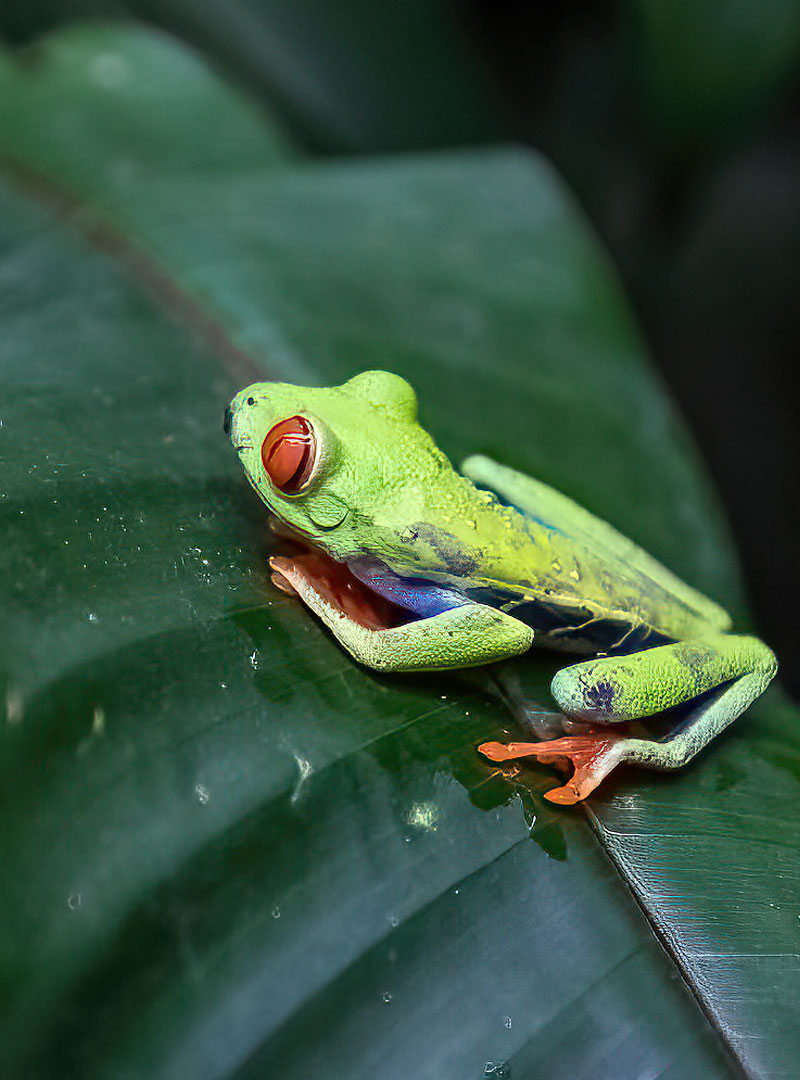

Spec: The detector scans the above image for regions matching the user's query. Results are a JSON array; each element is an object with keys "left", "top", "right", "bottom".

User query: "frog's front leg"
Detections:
[
  {"left": 272, "top": 558, "right": 534, "bottom": 671},
  {"left": 480, "top": 633, "right": 777, "bottom": 804}
]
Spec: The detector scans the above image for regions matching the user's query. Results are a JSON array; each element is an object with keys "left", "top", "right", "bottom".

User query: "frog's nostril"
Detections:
[{"left": 223, "top": 405, "right": 233, "bottom": 435}]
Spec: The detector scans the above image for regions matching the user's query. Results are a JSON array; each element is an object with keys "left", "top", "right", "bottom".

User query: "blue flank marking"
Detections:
[
  {"left": 349, "top": 561, "right": 466, "bottom": 618},
  {"left": 384, "top": 581, "right": 465, "bottom": 618},
  {"left": 474, "top": 482, "right": 570, "bottom": 539},
  {"left": 510, "top": 503, "right": 568, "bottom": 538},
  {"left": 526, "top": 511, "right": 565, "bottom": 534}
]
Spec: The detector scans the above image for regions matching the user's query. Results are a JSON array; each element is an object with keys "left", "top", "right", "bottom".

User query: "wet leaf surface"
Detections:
[{"left": 2, "top": 23, "right": 797, "bottom": 1079}]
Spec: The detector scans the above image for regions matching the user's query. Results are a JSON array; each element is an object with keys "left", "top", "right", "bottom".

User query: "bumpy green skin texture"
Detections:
[
  {"left": 228, "top": 371, "right": 777, "bottom": 772},
  {"left": 553, "top": 635, "right": 760, "bottom": 722},
  {"left": 271, "top": 581, "right": 534, "bottom": 672}
]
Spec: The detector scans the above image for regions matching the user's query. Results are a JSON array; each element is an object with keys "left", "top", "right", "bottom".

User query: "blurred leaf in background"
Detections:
[
  {"left": 630, "top": 0, "right": 800, "bottom": 150},
  {"left": 0, "top": 0, "right": 502, "bottom": 151}
]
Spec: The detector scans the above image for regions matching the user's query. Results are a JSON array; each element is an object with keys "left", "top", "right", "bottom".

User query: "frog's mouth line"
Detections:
[{"left": 268, "top": 542, "right": 412, "bottom": 633}]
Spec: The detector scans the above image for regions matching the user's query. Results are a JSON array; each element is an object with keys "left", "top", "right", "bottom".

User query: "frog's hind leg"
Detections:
[{"left": 480, "top": 633, "right": 777, "bottom": 804}]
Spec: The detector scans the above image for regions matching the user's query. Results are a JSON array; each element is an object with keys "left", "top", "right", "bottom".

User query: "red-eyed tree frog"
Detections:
[{"left": 225, "top": 371, "right": 777, "bottom": 805}]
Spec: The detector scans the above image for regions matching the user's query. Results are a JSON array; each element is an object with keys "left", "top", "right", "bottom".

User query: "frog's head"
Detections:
[
  {"left": 226, "top": 370, "right": 465, "bottom": 621},
  {"left": 225, "top": 372, "right": 469, "bottom": 626},
  {"left": 226, "top": 370, "right": 425, "bottom": 539}
]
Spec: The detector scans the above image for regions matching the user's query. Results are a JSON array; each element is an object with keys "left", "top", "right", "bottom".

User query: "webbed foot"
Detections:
[{"left": 478, "top": 734, "right": 627, "bottom": 805}]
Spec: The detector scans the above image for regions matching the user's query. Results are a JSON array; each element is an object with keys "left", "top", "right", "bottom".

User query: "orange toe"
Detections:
[
  {"left": 479, "top": 740, "right": 553, "bottom": 762},
  {"left": 543, "top": 784, "right": 581, "bottom": 805},
  {"left": 479, "top": 741, "right": 518, "bottom": 762},
  {"left": 479, "top": 734, "right": 627, "bottom": 805}
]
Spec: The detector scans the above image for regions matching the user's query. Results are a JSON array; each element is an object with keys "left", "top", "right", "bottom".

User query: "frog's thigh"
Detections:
[
  {"left": 550, "top": 634, "right": 774, "bottom": 725},
  {"left": 550, "top": 633, "right": 777, "bottom": 771},
  {"left": 320, "top": 601, "right": 533, "bottom": 673}
]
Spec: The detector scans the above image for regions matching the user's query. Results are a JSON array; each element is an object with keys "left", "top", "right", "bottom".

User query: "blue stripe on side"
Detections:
[{"left": 348, "top": 559, "right": 467, "bottom": 618}]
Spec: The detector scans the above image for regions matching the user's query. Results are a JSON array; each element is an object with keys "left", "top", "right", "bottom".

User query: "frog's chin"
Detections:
[{"left": 268, "top": 547, "right": 412, "bottom": 632}]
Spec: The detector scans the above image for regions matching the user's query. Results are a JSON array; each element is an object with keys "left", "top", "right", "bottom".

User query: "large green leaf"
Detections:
[{"left": 2, "top": 23, "right": 798, "bottom": 1079}]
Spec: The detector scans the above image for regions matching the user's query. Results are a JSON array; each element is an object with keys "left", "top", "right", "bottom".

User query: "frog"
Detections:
[{"left": 225, "top": 370, "right": 777, "bottom": 805}]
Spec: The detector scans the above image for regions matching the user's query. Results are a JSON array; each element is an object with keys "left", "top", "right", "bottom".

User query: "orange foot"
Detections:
[{"left": 478, "top": 734, "right": 628, "bottom": 805}]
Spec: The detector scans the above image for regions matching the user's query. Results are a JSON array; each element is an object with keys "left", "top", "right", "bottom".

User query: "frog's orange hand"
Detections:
[{"left": 478, "top": 734, "right": 627, "bottom": 805}]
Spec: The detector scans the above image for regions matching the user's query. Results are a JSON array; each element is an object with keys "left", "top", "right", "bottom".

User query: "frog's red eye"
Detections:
[{"left": 261, "top": 416, "right": 316, "bottom": 494}]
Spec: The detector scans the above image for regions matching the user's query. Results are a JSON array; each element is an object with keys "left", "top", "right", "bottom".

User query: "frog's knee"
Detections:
[{"left": 550, "top": 663, "right": 636, "bottom": 724}]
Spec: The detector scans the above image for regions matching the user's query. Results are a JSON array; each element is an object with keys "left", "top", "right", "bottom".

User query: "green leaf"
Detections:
[
  {"left": 2, "top": 22, "right": 797, "bottom": 1079},
  {"left": 0, "top": 20, "right": 297, "bottom": 190}
]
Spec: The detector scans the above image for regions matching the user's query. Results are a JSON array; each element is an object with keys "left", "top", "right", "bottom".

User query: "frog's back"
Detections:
[{"left": 458, "top": 457, "right": 732, "bottom": 650}]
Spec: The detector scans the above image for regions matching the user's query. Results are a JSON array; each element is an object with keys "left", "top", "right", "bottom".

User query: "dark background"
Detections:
[{"left": 2, "top": 0, "right": 797, "bottom": 691}]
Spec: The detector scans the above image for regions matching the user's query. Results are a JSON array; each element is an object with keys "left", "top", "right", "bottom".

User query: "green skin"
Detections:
[{"left": 227, "top": 370, "right": 777, "bottom": 804}]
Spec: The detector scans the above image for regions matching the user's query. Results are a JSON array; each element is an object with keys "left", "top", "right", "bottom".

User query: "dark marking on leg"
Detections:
[{"left": 584, "top": 679, "right": 615, "bottom": 714}]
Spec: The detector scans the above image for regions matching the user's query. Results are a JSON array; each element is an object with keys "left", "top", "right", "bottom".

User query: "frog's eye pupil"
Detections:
[{"left": 261, "top": 416, "right": 316, "bottom": 494}]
